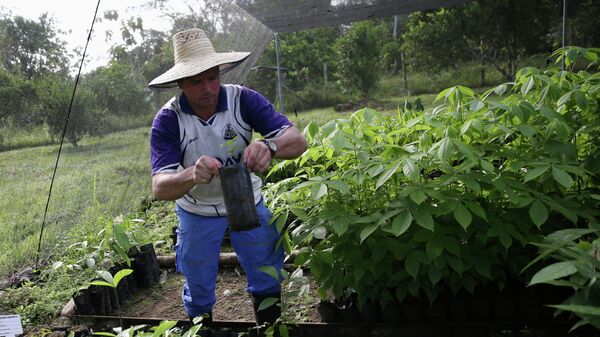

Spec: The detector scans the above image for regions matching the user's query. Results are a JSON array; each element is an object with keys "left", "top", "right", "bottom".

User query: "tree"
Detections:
[
  {"left": 0, "top": 14, "right": 69, "bottom": 79},
  {"left": 334, "top": 20, "right": 385, "bottom": 97}
]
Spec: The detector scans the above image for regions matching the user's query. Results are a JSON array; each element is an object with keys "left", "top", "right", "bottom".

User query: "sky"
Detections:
[{"left": 0, "top": 0, "right": 177, "bottom": 72}]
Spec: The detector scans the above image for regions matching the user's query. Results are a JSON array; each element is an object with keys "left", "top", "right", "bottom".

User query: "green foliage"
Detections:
[
  {"left": 334, "top": 20, "right": 386, "bottom": 97},
  {"left": 265, "top": 46, "right": 600, "bottom": 309}
]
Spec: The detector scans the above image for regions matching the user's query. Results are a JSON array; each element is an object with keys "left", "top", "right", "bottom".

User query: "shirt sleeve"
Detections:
[
  {"left": 150, "top": 108, "right": 181, "bottom": 175},
  {"left": 239, "top": 87, "right": 293, "bottom": 139}
]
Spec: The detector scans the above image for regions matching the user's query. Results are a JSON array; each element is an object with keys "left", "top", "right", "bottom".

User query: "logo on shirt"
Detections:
[{"left": 222, "top": 124, "right": 237, "bottom": 140}]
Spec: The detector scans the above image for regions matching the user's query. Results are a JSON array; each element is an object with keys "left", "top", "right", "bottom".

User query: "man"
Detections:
[{"left": 148, "top": 28, "right": 307, "bottom": 325}]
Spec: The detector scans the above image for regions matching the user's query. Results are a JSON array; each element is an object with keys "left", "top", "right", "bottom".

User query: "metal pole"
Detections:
[
  {"left": 274, "top": 33, "right": 284, "bottom": 114},
  {"left": 562, "top": 0, "right": 567, "bottom": 70}
]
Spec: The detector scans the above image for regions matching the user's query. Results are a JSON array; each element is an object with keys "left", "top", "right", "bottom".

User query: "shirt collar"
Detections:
[{"left": 179, "top": 85, "right": 228, "bottom": 115}]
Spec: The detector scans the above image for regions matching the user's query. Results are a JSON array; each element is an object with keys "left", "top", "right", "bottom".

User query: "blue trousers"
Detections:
[{"left": 174, "top": 200, "right": 284, "bottom": 317}]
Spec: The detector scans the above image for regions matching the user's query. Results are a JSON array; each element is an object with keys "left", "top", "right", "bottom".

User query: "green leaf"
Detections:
[
  {"left": 376, "top": 160, "right": 402, "bottom": 190},
  {"left": 410, "top": 190, "right": 427, "bottom": 205},
  {"left": 437, "top": 137, "right": 453, "bottom": 161},
  {"left": 549, "top": 304, "right": 600, "bottom": 316},
  {"left": 453, "top": 203, "right": 472, "bottom": 230},
  {"left": 258, "top": 266, "right": 281, "bottom": 281},
  {"left": 529, "top": 261, "right": 577, "bottom": 285},
  {"left": 312, "top": 182, "right": 328, "bottom": 199},
  {"left": 518, "top": 124, "right": 536, "bottom": 137},
  {"left": 414, "top": 205, "right": 434, "bottom": 231},
  {"left": 403, "top": 159, "right": 419, "bottom": 181},
  {"left": 152, "top": 320, "right": 177, "bottom": 337},
  {"left": 258, "top": 297, "right": 280, "bottom": 311},
  {"left": 529, "top": 199, "right": 548, "bottom": 228},
  {"left": 405, "top": 253, "right": 421, "bottom": 279},
  {"left": 388, "top": 211, "right": 412, "bottom": 236},
  {"left": 360, "top": 223, "right": 379, "bottom": 243},
  {"left": 89, "top": 280, "right": 113, "bottom": 288},
  {"left": 113, "top": 269, "right": 133, "bottom": 287},
  {"left": 96, "top": 270, "right": 114, "bottom": 284},
  {"left": 524, "top": 165, "right": 550, "bottom": 182},
  {"left": 465, "top": 201, "right": 487, "bottom": 220},
  {"left": 425, "top": 241, "right": 444, "bottom": 261},
  {"left": 552, "top": 166, "right": 573, "bottom": 189},
  {"left": 428, "top": 268, "right": 443, "bottom": 286}
]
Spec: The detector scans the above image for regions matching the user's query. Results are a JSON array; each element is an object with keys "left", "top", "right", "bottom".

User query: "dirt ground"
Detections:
[{"left": 119, "top": 266, "right": 321, "bottom": 323}]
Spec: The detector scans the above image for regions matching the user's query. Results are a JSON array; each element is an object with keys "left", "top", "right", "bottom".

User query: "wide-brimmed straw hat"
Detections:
[{"left": 148, "top": 28, "right": 250, "bottom": 89}]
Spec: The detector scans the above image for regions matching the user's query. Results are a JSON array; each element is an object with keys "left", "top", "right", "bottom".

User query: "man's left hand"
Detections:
[{"left": 244, "top": 141, "right": 272, "bottom": 173}]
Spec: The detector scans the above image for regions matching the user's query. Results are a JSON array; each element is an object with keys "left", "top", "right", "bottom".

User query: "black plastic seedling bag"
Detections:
[{"left": 219, "top": 162, "right": 259, "bottom": 231}]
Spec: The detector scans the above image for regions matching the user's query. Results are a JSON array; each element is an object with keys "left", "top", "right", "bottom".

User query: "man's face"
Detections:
[{"left": 179, "top": 66, "right": 221, "bottom": 112}]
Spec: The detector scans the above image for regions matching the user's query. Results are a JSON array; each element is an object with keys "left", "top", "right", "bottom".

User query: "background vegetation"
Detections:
[{"left": 0, "top": 0, "right": 599, "bottom": 332}]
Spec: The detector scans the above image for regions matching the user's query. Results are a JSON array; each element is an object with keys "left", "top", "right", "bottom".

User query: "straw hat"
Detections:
[{"left": 148, "top": 28, "right": 250, "bottom": 89}]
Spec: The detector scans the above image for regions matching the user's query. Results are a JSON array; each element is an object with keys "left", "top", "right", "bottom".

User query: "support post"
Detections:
[{"left": 274, "top": 33, "right": 285, "bottom": 114}]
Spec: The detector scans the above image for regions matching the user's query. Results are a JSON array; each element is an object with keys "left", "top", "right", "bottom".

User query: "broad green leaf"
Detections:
[
  {"left": 89, "top": 280, "right": 113, "bottom": 288},
  {"left": 437, "top": 137, "right": 453, "bottom": 161},
  {"left": 324, "top": 179, "right": 350, "bottom": 193},
  {"left": 529, "top": 261, "right": 577, "bottom": 285},
  {"left": 524, "top": 165, "right": 550, "bottom": 182},
  {"left": 465, "top": 201, "right": 487, "bottom": 220},
  {"left": 360, "top": 223, "right": 380, "bottom": 243},
  {"left": 425, "top": 241, "right": 443, "bottom": 261},
  {"left": 388, "top": 211, "right": 412, "bottom": 236},
  {"left": 330, "top": 129, "right": 346, "bottom": 150},
  {"left": 529, "top": 199, "right": 548, "bottom": 228},
  {"left": 480, "top": 160, "right": 494, "bottom": 173},
  {"left": 405, "top": 253, "right": 421, "bottom": 279},
  {"left": 414, "top": 205, "right": 434, "bottom": 231},
  {"left": 552, "top": 166, "right": 573, "bottom": 189},
  {"left": 428, "top": 268, "right": 443, "bottom": 286},
  {"left": 453, "top": 203, "right": 472, "bottom": 230},
  {"left": 403, "top": 159, "right": 419, "bottom": 181},
  {"left": 521, "top": 76, "right": 535, "bottom": 95},
  {"left": 113, "top": 269, "right": 133, "bottom": 287},
  {"left": 257, "top": 297, "right": 280, "bottom": 311},
  {"left": 376, "top": 160, "right": 402, "bottom": 189},
  {"left": 452, "top": 139, "right": 477, "bottom": 162},
  {"left": 96, "top": 270, "right": 114, "bottom": 284},
  {"left": 410, "top": 190, "right": 427, "bottom": 205},
  {"left": 152, "top": 320, "right": 177, "bottom": 337},
  {"left": 311, "top": 182, "right": 328, "bottom": 199},
  {"left": 549, "top": 304, "right": 600, "bottom": 316},
  {"left": 258, "top": 266, "right": 280, "bottom": 281},
  {"left": 518, "top": 124, "right": 535, "bottom": 137}
]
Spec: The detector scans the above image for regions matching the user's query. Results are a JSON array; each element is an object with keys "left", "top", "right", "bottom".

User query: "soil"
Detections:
[{"left": 118, "top": 266, "right": 321, "bottom": 323}]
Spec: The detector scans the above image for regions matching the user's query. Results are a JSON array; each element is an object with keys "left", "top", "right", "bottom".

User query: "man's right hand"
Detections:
[{"left": 193, "top": 156, "right": 222, "bottom": 184}]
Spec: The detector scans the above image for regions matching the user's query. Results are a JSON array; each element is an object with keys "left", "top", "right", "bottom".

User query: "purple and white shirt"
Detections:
[{"left": 150, "top": 84, "right": 292, "bottom": 216}]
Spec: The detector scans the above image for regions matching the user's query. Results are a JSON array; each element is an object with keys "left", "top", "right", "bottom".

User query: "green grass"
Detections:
[{"left": 0, "top": 127, "right": 153, "bottom": 277}]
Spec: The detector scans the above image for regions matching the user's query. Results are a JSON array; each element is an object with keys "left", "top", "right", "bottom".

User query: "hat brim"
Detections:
[{"left": 148, "top": 51, "right": 250, "bottom": 89}]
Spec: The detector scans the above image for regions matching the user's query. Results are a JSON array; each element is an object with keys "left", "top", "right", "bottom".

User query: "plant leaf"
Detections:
[
  {"left": 529, "top": 261, "right": 577, "bottom": 285},
  {"left": 113, "top": 269, "right": 134, "bottom": 287},
  {"left": 524, "top": 165, "right": 550, "bottom": 182},
  {"left": 529, "top": 199, "right": 548, "bottom": 228},
  {"left": 550, "top": 304, "right": 600, "bottom": 316},
  {"left": 360, "top": 223, "right": 379, "bottom": 243},
  {"left": 453, "top": 203, "right": 472, "bottom": 230},
  {"left": 414, "top": 205, "right": 434, "bottom": 231},
  {"left": 388, "top": 211, "right": 412, "bottom": 236},
  {"left": 376, "top": 160, "right": 402, "bottom": 190},
  {"left": 258, "top": 297, "right": 280, "bottom": 311},
  {"left": 552, "top": 166, "right": 573, "bottom": 189}
]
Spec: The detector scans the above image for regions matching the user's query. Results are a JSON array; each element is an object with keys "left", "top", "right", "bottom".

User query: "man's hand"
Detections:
[
  {"left": 244, "top": 141, "right": 272, "bottom": 173},
  {"left": 194, "top": 156, "right": 222, "bottom": 184}
]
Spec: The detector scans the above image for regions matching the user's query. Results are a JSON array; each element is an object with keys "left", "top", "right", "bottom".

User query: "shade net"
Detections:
[
  {"left": 235, "top": 0, "right": 474, "bottom": 32},
  {"left": 0, "top": 0, "right": 470, "bottom": 277}
]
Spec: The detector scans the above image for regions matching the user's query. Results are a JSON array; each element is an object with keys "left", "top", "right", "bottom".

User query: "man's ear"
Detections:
[{"left": 177, "top": 79, "right": 183, "bottom": 89}]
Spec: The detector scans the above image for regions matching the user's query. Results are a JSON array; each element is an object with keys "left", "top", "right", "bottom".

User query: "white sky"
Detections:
[{"left": 0, "top": 0, "right": 178, "bottom": 72}]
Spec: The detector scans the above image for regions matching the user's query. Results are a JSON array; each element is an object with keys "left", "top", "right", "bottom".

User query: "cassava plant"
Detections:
[{"left": 264, "top": 46, "right": 600, "bottom": 313}]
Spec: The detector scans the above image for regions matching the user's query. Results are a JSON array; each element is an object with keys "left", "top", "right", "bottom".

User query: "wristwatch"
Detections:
[{"left": 260, "top": 139, "right": 277, "bottom": 157}]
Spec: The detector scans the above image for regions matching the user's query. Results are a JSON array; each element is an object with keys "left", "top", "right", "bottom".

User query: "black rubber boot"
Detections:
[{"left": 252, "top": 293, "right": 281, "bottom": 326}]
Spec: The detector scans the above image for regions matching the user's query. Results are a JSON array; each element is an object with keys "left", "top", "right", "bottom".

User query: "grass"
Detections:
[{"left": 0, "top": 126, "right": 153, "bottom": 277}]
